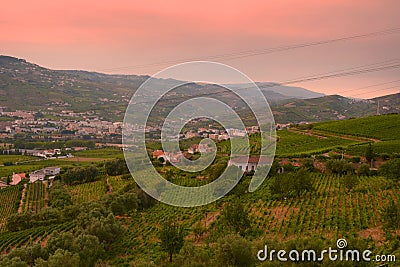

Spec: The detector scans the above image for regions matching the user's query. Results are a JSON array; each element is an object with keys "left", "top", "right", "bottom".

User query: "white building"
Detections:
[
  {"left": 30, "top": 170, "right": 45, "bottom": 183},
  {"left": 228, "top": 156, "right": 272, "bottom": 172},
  {"left": 43, "top": 166, "right": 60, "bottom": 175},
  {"left": 29, "top": 166, "right": 60, "bottom": 183}
]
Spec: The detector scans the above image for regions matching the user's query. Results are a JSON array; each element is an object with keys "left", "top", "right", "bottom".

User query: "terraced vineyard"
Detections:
[
  {"left": 68, "top": 179, "right": 107, "bottom": 203},
  {"left": 0, "top": 185, "right": 23, "bottom": 232},
  {"left": 0, "top": 221, "right": 75, "bottom": 253},
  {"left": 111, "top": 174, "right": 399, "bottom": 264},
  {"left": 22, "top": 182, "right": 47, "bottom": 213},
  {"left": 113, "top": 203, "right": 217, "bottom": 265},
  {"left": 346, "top": 139, "right": 400, "bottom": 156},
  {"left": 248, "top": 174, "right": 396, "bottom": 240},
  {"left": 314, "top": 114, "right": 400, "bottom": 140},
  {"left": 275, "top": 130, "right": 361, "bottom": 157},
  {"left": 107, "top": 175, "right": 132, "bottom": 193}
]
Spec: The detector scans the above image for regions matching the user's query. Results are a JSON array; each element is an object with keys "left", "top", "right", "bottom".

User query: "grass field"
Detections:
[
  {"left": 72, "top": 148, "right": 124, "bottom": 159},
  {"left": 0, "top": 157, "right": 101, "bottom": 178},
  {"left": 0, "top": 155, "right": 38, "bottom": 165}
]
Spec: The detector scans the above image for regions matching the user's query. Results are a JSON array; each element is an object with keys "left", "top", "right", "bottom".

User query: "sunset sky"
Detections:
[{"left": 1, "top": 0, "right": 399, "bottom": 98}]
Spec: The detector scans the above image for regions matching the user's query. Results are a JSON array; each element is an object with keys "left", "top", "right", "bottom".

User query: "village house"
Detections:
[
  {"left": 11, "top": 173, "right": 26, "bottom": 185},
  {"left": 152, "top": 150, "right": 167, "bottom": 163},
  {"left": 188, "top": 143, "right": 215, "bottom": 154},
  {"left": 228, "top": 156, "right": 272, "bottom": 172},
  {"left": 165, "top": 152, "right": 184, "bottom": 163},
  {"left": 29, "top": 166, "right": 60, "bottom": 183},
  {"left": 43, "top": 166, "right": 61, "bottom": 175},
  {"left": 184, "top": 131, "right": 198, "bottom": 139},
  {"left": 30, "top": 170, "right": 45, "bottom": 183}
]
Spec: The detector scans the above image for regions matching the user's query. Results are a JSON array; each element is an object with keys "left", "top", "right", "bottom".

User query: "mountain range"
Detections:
[{"left": 0, "top": 55, "right": 399, "bottom": 123}]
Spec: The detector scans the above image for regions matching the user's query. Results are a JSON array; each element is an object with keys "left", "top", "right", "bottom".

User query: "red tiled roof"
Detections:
[{"left": 152, "top": 150, "right": 165, "bottom": 157}]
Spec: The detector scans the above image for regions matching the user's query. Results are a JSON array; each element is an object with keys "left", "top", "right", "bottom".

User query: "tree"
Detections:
[
  {"left": 340, "top": 175, "right": 359, "bottom": 193},
  {"left": 0, "top": 257, "right": 29, "bottom": 267},
  {"left": 6, "top": 176, "right": 11, "bottom": 185},
  {"left": 46, "top": 249, "right": 80, "bottom": 267},
  {"left": 270, "top": 174, "right": 293, "bottom": 198},
  {"left": 379, "top": 159, "right": 400, "bottom": 181},
  {"left": 104, "top": 159, "right": 129, "bottom": 176},
  {"left": 222, "top": 199, "right": 250, "bottom": 236},
  {"left": 326, "top": 159, "right": 349, "bottom": 174},
  {"left": 270, "top": 169, "right": 313, "bottom": 198},
  {"left": 192, "top": 221, "right": 206, "bottom": 241},
  {"left": 357, "top": 164, "right": 370, "bottom": 176},
  {"left": 174, "top": 243, "right": 211, "bottom": 267},
  {"left": 6, "top": 242, "right": 44, "bottom": 266},
  {"left": 46, "top": 232, "right": 74, "bottom": 255},
  {"left": 292, "top": 168, "right": 314, "bottom": 197},
  {"left": 215, "top": 234, "right": 254, "bottom": 267},
  {"left": 159, "top": 219, "right": 185, "bottom": 262},
  {"left": 109, "top": 193, "right": 138, "bottom": 216},
  {"left": 365, "top": 143, "right": 374, "bottom": 167},
  {"left": 343, "top": 162, "right": 355, "bottom": 175},
  {"left": 382, "top": 200, "right": 400, "bottom": 230},
  {"left": 81, "top": 213, "right": 125, "bottom": 246},
  {"left": 209, "top": 163, "right": 226, "bottom": 181},
  {"left": 62, "top": 166, "right": 98, "bottom": 185},
  {"left": 302, "top": 158, "right": 315, "bottom": 172},
  {"left": 73, "top": 234, "right": 105, "bottom": 267},
  {"left": 49, "top": 181, "right": 72, "bottom": 209}
]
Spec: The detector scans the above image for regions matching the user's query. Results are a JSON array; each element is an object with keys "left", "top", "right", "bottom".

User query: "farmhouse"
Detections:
[
  {"left": 11, "top": 173, "right": 26, "bottom": 185},
  {"left": 29, "top": 166, "right": 60, "bottom": 183},
  {"left": 228, "top": 156, "right": 272, "bottom": 172},
  {"left": 188, "top": 143, "right": 212, "bottom": 154},
  {"left": 30, "top": 170, "right": 45, "bottom": 183},
  {"left": 43, "top": 166, "right": 60, "bottom": 175}
]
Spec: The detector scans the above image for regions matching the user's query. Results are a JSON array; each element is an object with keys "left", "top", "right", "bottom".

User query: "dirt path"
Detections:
[
  {"left": 17, "top": 184, "right": 27, "bottom": 213},
  {"left": 289, "top": 129, "right": 380, "bottom": 143},
  {"left": 312, "top": 129, "right": 381, "bottom": 143},
  {"left": 287, "top": 129, "right": 328, "bottom": 139}
]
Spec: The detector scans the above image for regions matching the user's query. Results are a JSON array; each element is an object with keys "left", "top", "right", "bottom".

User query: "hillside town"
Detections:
[{"left": 0, "top": 108, "right": 123, "bottom": 141}]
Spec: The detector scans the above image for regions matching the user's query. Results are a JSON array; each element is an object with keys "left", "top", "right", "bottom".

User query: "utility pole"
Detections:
[{"left": 376, "top": 100, "right": 380, "bottom": 115}]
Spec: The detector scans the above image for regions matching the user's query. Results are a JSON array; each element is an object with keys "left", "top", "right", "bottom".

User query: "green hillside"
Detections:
[
  {"left": 271, "top": 94, "right": 400, "bottom": 123},
  {"left": 314, "top": 113, "right": 400, "bottom": 140}
]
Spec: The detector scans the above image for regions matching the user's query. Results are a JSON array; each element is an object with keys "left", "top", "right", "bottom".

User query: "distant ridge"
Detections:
[{"left": 0, "top": 55, "right": 399, "bottom": 123}]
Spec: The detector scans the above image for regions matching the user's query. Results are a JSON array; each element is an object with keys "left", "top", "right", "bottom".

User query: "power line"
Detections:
[
  {"left": 130, "top": 58, "right": 400, "bottom": 105},
  {"left": 335, "top": 78, "right": 400, "bottom": 95},
  {"left": 100, "top": 27, "right": 400, "bottom": 72},
  {"left": 344, "top": 85, "right": 400, "bottom": 97},
  {"left": 278, "top": 62, "right": 400, "bottom": 85},
  {"left": 282, "top": 58, "right": 399, "bottom": 82}
]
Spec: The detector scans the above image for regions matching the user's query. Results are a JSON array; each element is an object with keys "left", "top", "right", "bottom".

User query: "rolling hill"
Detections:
[
  {"left": 270, "top": 93, "right": 400, "bottom": 123},
  {"left": 1, "top": 55, "right": 399, "bottom": 123}
]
